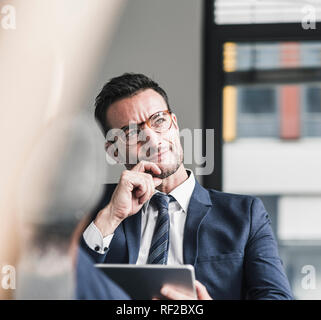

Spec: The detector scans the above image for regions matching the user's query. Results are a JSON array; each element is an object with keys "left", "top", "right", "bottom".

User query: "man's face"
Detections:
[{"left": 105, "top": 89, "right": 183, "bottom": 178}]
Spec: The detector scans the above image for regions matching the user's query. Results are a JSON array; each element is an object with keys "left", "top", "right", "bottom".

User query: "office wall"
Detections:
[{"left": 86, "top": 0, "right": 203, "bottom": 183}]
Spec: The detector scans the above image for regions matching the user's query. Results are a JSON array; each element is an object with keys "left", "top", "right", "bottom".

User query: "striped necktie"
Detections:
[{"left": 147, "top": 193, "right": 173, "bottom": 264}]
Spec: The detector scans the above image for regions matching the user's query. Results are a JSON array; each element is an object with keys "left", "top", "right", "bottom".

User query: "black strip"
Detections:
[{"left": 225, "top": 68, "right": 321, "bottom": 86}]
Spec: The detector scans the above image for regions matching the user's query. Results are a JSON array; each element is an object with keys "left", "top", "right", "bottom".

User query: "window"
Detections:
[
  {"left": 306, "top": 86, "right": 321, "bottom": 113},
  {"left": 214, "top": 0, "right": 321, "bottom": 25},
  {"left": 204, "top": 0, "right": 321, "bottom": 299},
  {"left": 222, "top": 41, "right": 321, "bottom": 141}
]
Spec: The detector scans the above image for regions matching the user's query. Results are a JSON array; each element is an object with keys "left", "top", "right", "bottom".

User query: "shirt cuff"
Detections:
[{"left": 83, "top": 221, "right": 114, "bottom": 254}]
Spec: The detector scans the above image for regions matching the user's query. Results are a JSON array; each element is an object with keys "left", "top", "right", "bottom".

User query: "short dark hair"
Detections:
[{"left": 94, "top": 73, "right": 171, "bottom": 137}]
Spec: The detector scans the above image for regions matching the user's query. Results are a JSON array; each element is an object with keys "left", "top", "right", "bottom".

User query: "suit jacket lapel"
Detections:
[
  {"left": 123, "top": 210, "right": 142, "bottom": 264},
  {"left": 183, "top": 180, "right": 212, "bottom": 266},
  {"left": 122, "top": 180, "right": 212, "bottom": 265}
]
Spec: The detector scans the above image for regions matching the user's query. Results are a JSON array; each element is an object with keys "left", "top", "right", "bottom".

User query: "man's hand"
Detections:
[
  {"left": 94, "top": 161, "right": 162, "bottom": 237},
  {"left": 153, "top": 280, "right": 213, "bottom": 300}
]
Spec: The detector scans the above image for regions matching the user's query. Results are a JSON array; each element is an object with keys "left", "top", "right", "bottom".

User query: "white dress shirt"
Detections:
[{"left": 83, "top": 169, "right": 195, "bottom": 265}]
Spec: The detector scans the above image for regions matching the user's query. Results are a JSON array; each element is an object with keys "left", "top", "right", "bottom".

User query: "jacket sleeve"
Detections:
[
  {"left": 244, "top": 197, "right": 293, "bottom": 300},
  {"left": 76, "top": 247, "right": 131, "bottom": 299},
  {"left": 78, "top": 184, "right": 117, "bottom": 264},
  {"left": 80, "top": 235, "right": 109, "bottom": 264}
]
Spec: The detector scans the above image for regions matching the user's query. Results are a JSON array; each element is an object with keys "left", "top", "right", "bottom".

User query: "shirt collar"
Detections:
[{"left": 143, "top": 169, "right": 195, "bottom": 214}]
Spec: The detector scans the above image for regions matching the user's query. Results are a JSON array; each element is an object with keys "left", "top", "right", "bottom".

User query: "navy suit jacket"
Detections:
[{"left": 78, "top": 179, "right": 293, "bottom": 300}]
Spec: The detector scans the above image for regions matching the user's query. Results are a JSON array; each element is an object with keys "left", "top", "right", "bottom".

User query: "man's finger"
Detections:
[
  {"left": 161, "top": 286, "right": 195, "bottom": 300},
  {"left": 134, "top": 182, "right": 147, "bottom": 198},
  {"left": 195, "top": 280, "right": 212, "bottom": 300},
  {"left": 138, "top": 176, "right": 153, "bottom": 204},
  {"left": 131, "top": 161, "right": 161, "bottom": 175}
]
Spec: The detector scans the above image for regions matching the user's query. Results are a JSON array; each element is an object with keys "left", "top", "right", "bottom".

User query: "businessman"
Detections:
[{"left": 78, "top": 73, "right": 293, "bottom": 300}]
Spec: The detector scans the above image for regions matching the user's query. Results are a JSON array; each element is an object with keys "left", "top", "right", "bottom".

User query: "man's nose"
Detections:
[{"left": 140, "top": 126, "right": 162, "bottom": 148}]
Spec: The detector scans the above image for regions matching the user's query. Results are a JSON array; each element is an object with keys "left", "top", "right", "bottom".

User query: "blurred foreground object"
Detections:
[{"left": 0, "top": 0, "right": 126, "bottom": 299}]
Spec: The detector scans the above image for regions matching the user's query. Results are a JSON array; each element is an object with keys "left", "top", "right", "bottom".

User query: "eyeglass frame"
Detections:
[{"left": 106, "top": 109, "right": 174, "bottom": 146}]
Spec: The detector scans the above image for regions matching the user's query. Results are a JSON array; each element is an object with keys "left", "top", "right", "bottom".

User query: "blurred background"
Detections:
[
  {"left": 210, "top": 0, "right": 321, "bottom": 299},
  {"left": 1, "top": 0, "right": 321, "bottom": 300}
]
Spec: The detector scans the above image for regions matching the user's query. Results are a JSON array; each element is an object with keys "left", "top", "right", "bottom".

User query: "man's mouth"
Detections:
[
  {"left": 143, "top": 148, "right": 170, "bottom": 162},
  {"left": 157, "top": 148, "right": 169, "bottom": 157}
]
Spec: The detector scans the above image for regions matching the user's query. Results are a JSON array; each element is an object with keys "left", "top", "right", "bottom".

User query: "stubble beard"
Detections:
[{"left": 126, "top": 144, "right": 184, "bottom": 179}]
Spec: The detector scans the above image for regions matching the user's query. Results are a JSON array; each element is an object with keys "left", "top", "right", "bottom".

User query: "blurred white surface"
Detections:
[
  {"left": 224, "top": 138, "right": 321, "bottom": 194},
  {"left": 279, "top": 196, "right": 321, "bottom": 240}
]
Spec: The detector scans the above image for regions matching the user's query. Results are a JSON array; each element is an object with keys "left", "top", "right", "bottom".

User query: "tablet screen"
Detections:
[{"left": 95, "top": 264, "right": 196, "bottom": 300}]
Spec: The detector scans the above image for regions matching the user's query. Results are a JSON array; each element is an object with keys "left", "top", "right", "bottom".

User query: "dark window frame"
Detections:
[{"left": 202, "top": 0, "right": 321, "bottom": 191}]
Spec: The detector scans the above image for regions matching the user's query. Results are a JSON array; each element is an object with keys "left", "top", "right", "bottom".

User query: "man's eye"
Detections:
[{"left": 154, "top": 118, "right": 166, "bottom": 125}]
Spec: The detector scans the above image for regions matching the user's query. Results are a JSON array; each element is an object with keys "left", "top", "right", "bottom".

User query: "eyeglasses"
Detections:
[{"left": 108, "top": 109, "right": 173, "bottom": 146}]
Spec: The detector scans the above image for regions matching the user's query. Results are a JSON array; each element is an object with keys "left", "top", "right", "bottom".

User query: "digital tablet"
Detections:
[{"left": 95, "top": 264, "right": 196, "bottom": 300}]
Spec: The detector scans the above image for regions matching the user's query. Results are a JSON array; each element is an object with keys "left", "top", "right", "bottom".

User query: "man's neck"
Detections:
[{"left": 156, "top": 164, "right": 188, "bottom": 194}]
